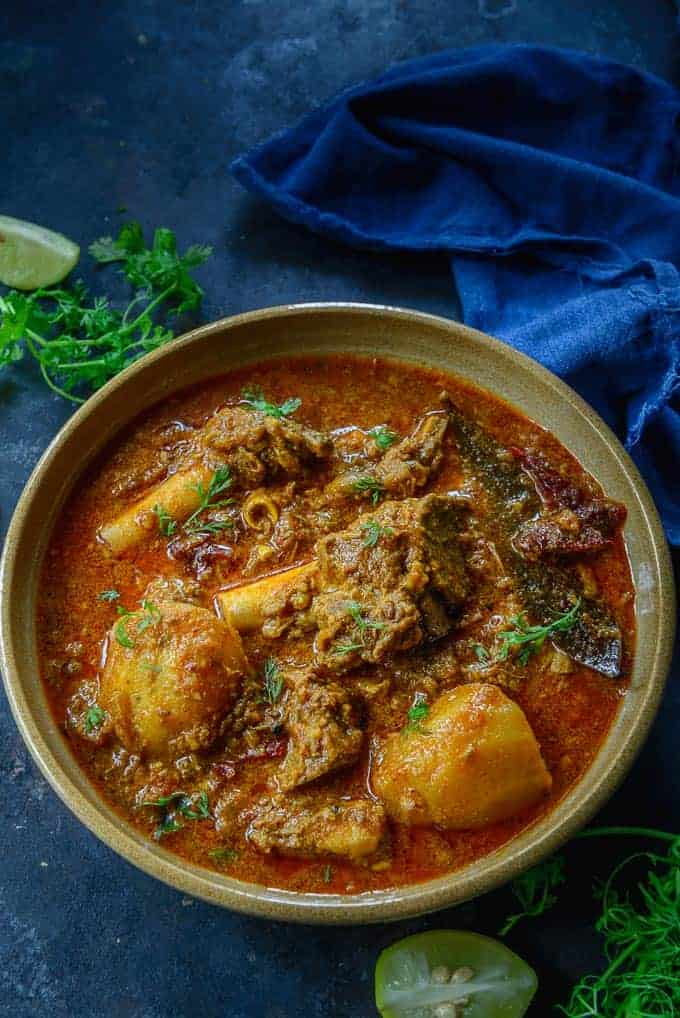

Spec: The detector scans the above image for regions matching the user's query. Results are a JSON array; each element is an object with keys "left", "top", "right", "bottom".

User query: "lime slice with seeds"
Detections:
[
  {"left": 375, "top": 930, "right": 537, "bottom": 1018},
  {"left": 0, "top": 215, "right": 80, "bottom": 289}
]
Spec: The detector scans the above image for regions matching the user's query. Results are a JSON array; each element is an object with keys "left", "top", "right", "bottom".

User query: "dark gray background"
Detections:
[{"left": 1, "top": 2, "right": 678, "bottom": 1015}]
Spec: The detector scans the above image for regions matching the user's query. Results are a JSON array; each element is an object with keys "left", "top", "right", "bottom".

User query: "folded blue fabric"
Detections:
[{"left": 232, "top": 44, "right": 680, "bottom": 546}]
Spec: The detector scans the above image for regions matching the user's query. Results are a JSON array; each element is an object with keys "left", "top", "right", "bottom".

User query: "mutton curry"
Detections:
[{"left": 37, "top": 354, "right": 634, "bottom": 893}]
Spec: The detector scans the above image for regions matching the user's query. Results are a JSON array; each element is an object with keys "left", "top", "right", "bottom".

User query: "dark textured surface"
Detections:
[{"left": 1, "top": 3, "right": 678, "bottom": 1016}]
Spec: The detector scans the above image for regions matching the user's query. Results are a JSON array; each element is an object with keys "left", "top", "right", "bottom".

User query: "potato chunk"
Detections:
[
  {"left": 372, "top": 683, "right": 551, "bottom": 828},
  {"left": 100, "top": 601, "right": 248, "bottom": 758}
]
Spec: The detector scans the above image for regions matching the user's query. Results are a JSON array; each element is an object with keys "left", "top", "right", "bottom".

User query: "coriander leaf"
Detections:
[
  {"left": 136, "top": 599, "right": 161, "bottom": 633},
  {"left": 114, "top": 618, "right": 134, "bottom": 648},
  {"left": 153, "top": 503, "right": 177, "bottom": 537},
  {"left": 1, "top": 223, "right": 212, "bottom": 403},
  {"left": 331, "top": 639, "right": 365, "bottom": 656},
  {"left": 98, "top": 588, "right": 120, "bottom": 602},
  {"left": 345, "top": 600, "right": 385, "bottom": 633},
  {"left": 178, "top": 791, "right": 210, "bottom": 820},
  {"left": 403, "top": 692, "right": 429, "bottom": 734},
  {"left": 154, "top": 816, "right": 183, "bottom": 840},
  {"left": 499, "top": 855, "right": 566, "bottom": 935},
  {"left": 483, "top": 600, "right": 581, "bottom": 667},
  {"left": 360, "top": 518, "right": 393, "bottom": 548},
  {"left": 322, "top": 864, "right": 333, "bottom": 883},
  {"left": 472, "top": 643, "right": 489, "bottom": 662},
  {"left": 84, "top": 704, "right": 106, "bottom": 733},
  {"left": 241, "top": 385, "right": 302, "bottom": 419},
  {"left": 210, "top": 847, "right": 238, "bottom": 865},
  {"left": 352, "top": 475, "right": 384, "bottom": 506},
  {"left": 262, "top": 657, "right": 284, "bottom": 706},
  {"left": 370, "top": 425, "right": 397, "bottom": 451},
  {"left": 184, "top": 466, "right": 233, "bottom": 535}
]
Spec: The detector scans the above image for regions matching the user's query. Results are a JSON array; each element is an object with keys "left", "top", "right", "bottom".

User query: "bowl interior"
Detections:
[{"left": 1, "top": 303, "right": 674, "bottom": 923}]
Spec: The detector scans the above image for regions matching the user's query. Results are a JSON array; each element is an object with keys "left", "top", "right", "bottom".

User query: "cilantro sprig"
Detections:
[
  {"left": 360, "top": 518, "right": 393, "bottom": 548},
  {"left": 477, "top": 600, "right": 581, "bottom": 667},
  {"left": 183, "top": 466, "right": 234, "bottom": 537},
  {"left": 352, "top": 475, "right": 384, "bottom": 506},
  {"left": 142, "top": 790, "right": 211, "bottom": 839},
  {"left": 241, "top": 385, "right": 301, "bottom": 419},
  {"left": 402, "top": 692, "right": 429, "bottom": 734},
  {"left": 0, "top": 223, "right": 212, "bottom": 403},
  {"left": 370, "top": 425, "right": 397, "bottom": 451}
]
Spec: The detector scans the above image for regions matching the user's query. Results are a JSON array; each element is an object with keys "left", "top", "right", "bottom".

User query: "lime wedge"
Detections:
[
  {"left": 0, "top": 215, "right": 80, "bottom": 290},
  {"left": 375, "top": 930, "right": 537, "bottom": 1018}
]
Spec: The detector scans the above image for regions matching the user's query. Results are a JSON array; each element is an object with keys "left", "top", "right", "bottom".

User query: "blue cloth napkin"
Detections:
[{"left": 232, "top": 44, "right": 680, "bottom": 546}]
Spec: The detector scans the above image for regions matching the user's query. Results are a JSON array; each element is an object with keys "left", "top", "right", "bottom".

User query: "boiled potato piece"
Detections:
[
  {"left": 216, "top": 561, "right": 317, "bottom": 633},
  {"left": 100, "top": 601, "right": 248, "bottom": 758},
  {"left": 372, "top": 683, "right": 551, "bottom": 828},
  {"left": 98, "top": 465, "right": 211, "bottom": 555}
]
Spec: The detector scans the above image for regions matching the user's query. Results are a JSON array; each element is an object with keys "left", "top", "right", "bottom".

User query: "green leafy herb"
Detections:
[
  {"left": 136, "top": 599, "right": 161, "bottom": 634},
  {"left": 210, "top": 847, "right": 239, "bottom": 865},
  {"left": 403, "top": 692, "right": 429, "bottom": 734},
  {"left": 370, "top": 425, "right": 397, "bottom": 451},
  {"left": 241, "top": 385, "right": 301, "bottom": 419},
  {"left": 472, "top": 642, "right": 489, "bottom": 662},
  {"left": 360, "top": 518, "right": 394, "bottom": 548},
  {"left": 153, "top": 503, "right": 177, "bottom": 537},
  {"left": 561, "top": 827, "right": 679, "bottom": 1018},
  {"left": 154, "top": 815, "right": 183, "bottom": 839},
  {"left": 114, "top": 618, "right": 134, "bottom": 649},
  {"left": 0, "top": 223, "right": 212, "bottom": 403},
  {"left": 345, "top": 600, "right": 385, "bottom": 634},
  {"left": 97, "top": 588, "right": 120, "bottom": 602},
  {"left": 89, "top": 222, "right": 212, "bottom": 312},
  {"left": 484, "top": 599, "right": 581, "bottom": 666},
  {"left": 262, "top": 657, "right": 284, "bottom": 706},
  {"left": 142, "top": 789, "right": 211, "bottom": 839},
  {"left": 179, "top": 791, "right": 210, "bottom": 820},
  {"left": 322, "top": 864, "right": 333, "bottom": 883},
  {"left": 331, "top": 639, "right": 365, "bottom": 657},
  {"left": 184, "top": 466, "right": 233, "bottom": 535},
  {"left": 352, "top": 475, "right": 384, "bottom": 506},
  {"left": 84, "top": 704, "right": 106, "bottom": 733},
  {"left": 499, "top": 855, "right": 566, "bottom": 935}
]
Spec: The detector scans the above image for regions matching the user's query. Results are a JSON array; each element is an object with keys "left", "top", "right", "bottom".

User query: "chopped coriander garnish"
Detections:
[
  {"left": 179, "top": 791, "right": 210, "bottom": 820},
  {"left": 136, "top": 599, "right": 161, "bottom": 634},
  {"left": 262, "top": 657, "right": 284, "bottom": 706},
  {"left": 210, "top": 847, "right": 239, "bottom": 865},
  {"left": 345, "top": 600, "right": 385, "bottom": 633},
  {"left": 241, "top": 385, "right": 302, "bottom": 419},
  {"left": 403, "top": 692, "right": 429, "bottom": 734},
  {"left": 114, "top": 618, "right": 134, "bottom": 649},
  {"left": 473, "top": 642, "right": 489, "bottom": 662},
  {"left": 322, "top": 864, "right": 333, "bottom": 883},
  {"left": 153, "top": 503, "right": 177, "bottom": 537},
  {"left": 84, "top": 705, "right": 105, "bottom": 733},
  {"left": 370, "top": 425, "right": 397, "bottom": 451},
  {"left": 495, "top": 599, "right": 581, "bottom": 666},
  {"left": 352, "top": 475, "right": 384, "bottom": 505},
  {"left": 154, "top": 816, "right": 183, "bottom": 840},
  {"left": 97, "top": 588, "right": 120, "bottom": 602},
  {"left": 331, "top": 639, "right": 365, "bottom": 657},
  {"left": 184, "top": 466, "right": 233, "bottom": 535},
  {"left": 360, "top": 519, "right": 394, "bottom": 548},
  {"left": 142, "top": 790, "right": 211, "bottom": 839}
]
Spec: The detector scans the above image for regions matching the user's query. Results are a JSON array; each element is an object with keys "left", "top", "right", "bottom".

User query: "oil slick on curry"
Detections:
[{"left": 37, "top": 355, "right": 634, "bottom": 894}]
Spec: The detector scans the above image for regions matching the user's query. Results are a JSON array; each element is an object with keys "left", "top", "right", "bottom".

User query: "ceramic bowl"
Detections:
[{"left": 0, "top": 303, "right": 675, "bottom": 923}]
